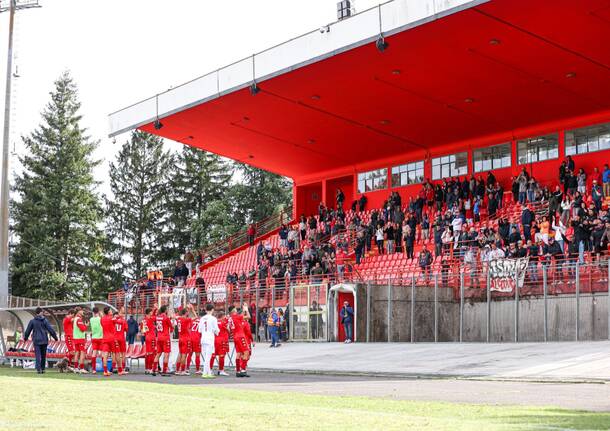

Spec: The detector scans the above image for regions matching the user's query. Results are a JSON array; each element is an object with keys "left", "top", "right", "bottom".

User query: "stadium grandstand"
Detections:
[{"left": 105, "top": 0, "right": 610, "bottom": 343}]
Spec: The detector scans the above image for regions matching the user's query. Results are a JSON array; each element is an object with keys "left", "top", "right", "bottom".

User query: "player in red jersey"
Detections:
[
  {"left": 153, "top": 305, "right": 174, "bottom": 376},
  {"left": 210, "top": 310, "right": 230, "bottom": 376},
  {"left": 113, "top": 307, "right": 128, "bottom": 375},
  {"left": 72, "top": 309, "right": 89, "bottom": 373},
  {"left": 175, "top": 305, "right": 194, "bottom": 376},
  {"left": 228, "top": 305, "right": 249, "bottom": 378},
  {"left": 62, "top": 309, "right": 75, "bottom": 370},
  {"left": 241, "top": 305, "right": 255, "bottom": 377},
  {"left": 100, "top": 307, "right": 116, "bottom": 377},
  {"left": 186, "top": 310, "right": 202, "bottom": 374},
  {"left": 141, "top": 307, "right": 157, "bottom": 374}
]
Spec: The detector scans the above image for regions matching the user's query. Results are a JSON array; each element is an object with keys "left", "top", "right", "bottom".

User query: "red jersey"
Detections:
[
  {"left": 101, "top": 315, "right": 116, "bottom": 342},
  {"left": 217, "top": 317, "right": 230, "bottom": 340},
  {"left": 190, "top": 317, "right": 201, "bottom": 341},
  {"left": 229, "top": 313, "right": 245, "bottom": 338},
  {"left": 176, "top": 316, "right": 192, "bottom": 340},
  {"left": 113, "top": 316, "right": 127, "bottom": 342},
  {"left": 63, "top": 316, "right": 74, "bottom": 338},
  {"left": 243, "top": 320, "right": 253, "bottom": 345},
  {"left": 155, "top": 313, "right": 173, "bottom": 340}
]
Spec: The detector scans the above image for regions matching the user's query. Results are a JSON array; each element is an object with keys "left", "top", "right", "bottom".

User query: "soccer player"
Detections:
[
  {"left": 186, "top": 310, "right": 202, "bottom": 374},
  {"left": 153, "top": 305, "right": 173, "bottom": 376},
  {"left": 113, "top": 307, "right": 128, "bottom": 375},
  {"left": 210, "top": 310, "right": 230, "bottom": 376},
  {"left": 228, "top": 305, "right": 249, "bottom": 378},
  {"left": 62, "top": 309, "right": 75, "bottom": 371},
  {"left": 100, "top": 307, "right": 116, "bottom": 377},
  {"left": 141, "top": 307, "right": 157, "bottom": 375},
  {"left": 241, "top": 310, "right": 254, "bottom": 377},
  {"left": 198, "top": 303, "right": 219, "bottom": 379},
  {"left": 89, "top": 307, "right": 103, "bottom": 374},
  {"left": 72, "top": 309, "right": 89, "bottom": 373},
  {"left": 175, "top": 305, "right": 194, "bottom": 376}
]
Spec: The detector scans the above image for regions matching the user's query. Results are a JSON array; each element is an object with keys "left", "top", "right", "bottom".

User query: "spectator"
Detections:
[
  {"left": 603, "top": 164, "right": 610, "bottom": 197},
  {"left": 173, "top": 260, "right": 189, "bottom": 286},
  {"left": 247, "top": 223, "right": 256, "bottom": 246},
  {"left": 517, "top": 170, "right": 528, "bottom": 204},
  {"left": 183, "top": 249, "right": 194, "bottom": 273},
  {"left": 566, "top": 155, "right": 575, "bottom": 173},
  {"left": 336, "top": 188, "right": 345, "bottom": 210},
  {"left": 127, "top": 315, "right": 138, "bottom": 345},
  {"left": 23, "top": 308, "right": 58, "bottom": 374},
  {"left": 358, "top": 194, "right": 367, "bottom": 212},
  {"left": 488, "top": 192, "right": 498, "bottom": 217},
  {"left": 267, "top": 308, "right": 281, "bottom": 347},
  {"left": 278, "top": 224, "right": 289, "bottom": 248},
  {"left": 577, "top": 168, "right": 587, "bottom": 194},
  {"left": 340, "top": 301, "right": 354, "bottom": 343},
  {"left": 418, "top": 244, "right": 433, "bottom": 283}
]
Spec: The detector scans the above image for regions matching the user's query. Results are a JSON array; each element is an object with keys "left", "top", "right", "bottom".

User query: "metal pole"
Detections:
[
  {"left": 459, "top": 272, "right": 464, "bottom": 343},
  {"left": 0, "top": 0, "right": 16, "bottom": 298},
  {"left": 289, "top": 285, "right": 294, "bottom": 341},
  {"left": 387, "top": 281, "right": 392, "bottom": 343},
  {"left": 434, "top": 273, "right": 438, "bottom": 343},
  {"left": 366, "top": 282, "right": 371, "bottom": 343},
  {"left": 575, "top": 263, "right": 580, "bottom": 342},
  {"left": 410, "top": 275, "right": 415, "bottom": 343},
  {"left": 486, "top": 268, "right": 490, "bottom": 343},
  {"left": 306, "top": 284, "right": 311, "bottom": 340},
  {"left": 543, "top": 264, "right": 548, "bottom": 342},
  {"left": 514, "top": 266, "right": 519, "bottom": 342}
]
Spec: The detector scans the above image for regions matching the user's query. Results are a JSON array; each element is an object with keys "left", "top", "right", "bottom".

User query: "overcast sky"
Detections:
[{"left": 0, "top": 0, "right": 379, "bottom": 195}]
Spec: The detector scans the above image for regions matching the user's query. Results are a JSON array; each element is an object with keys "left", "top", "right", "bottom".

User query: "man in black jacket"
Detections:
[
  {"left": 521, "top": 206, "right": 533, "bottom": 242},
  {"left": 24, "top": 308, "right": 58, "bottom": 374}
]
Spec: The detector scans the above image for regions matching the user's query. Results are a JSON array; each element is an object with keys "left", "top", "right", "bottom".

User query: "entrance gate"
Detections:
[{"left": 289, "top": 283, "right": 328, "bottom": 341}]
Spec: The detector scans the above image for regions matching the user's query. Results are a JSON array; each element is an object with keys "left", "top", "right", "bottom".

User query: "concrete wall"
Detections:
[{"left": 365, "top": 284, "right": 609, "bottom": 343}]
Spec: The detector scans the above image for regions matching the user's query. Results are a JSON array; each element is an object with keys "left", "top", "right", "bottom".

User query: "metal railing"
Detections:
[{"left": 0, "top": 295, "right": 61, "bottom": 309}]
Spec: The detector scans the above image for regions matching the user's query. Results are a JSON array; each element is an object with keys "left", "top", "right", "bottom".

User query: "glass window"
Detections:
[
  {"left": 391, "top": 161, "right": 424, "bottom": 187},
  {"left": 566, "top": 123, "right": 610, "bottom": 156},
  {"left": 431, "top": 152, "right": 467, "bottom": 180},
  {"left": 517, "top": 134, "right": 559, "bottom": 165},
  {"left": 357, "top": 168, "right": 387, "bottom": 193},
  {"left": 473, "top": 143, "right": 511, "bottom": 173}
]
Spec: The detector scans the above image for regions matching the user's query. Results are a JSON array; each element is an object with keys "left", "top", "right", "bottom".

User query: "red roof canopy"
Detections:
[{"left": 139, "top": 0, "right": 610, "bottom": 183}]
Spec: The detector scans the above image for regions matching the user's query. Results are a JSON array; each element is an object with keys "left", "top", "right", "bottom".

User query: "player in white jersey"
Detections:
[{"left": 198, "top": 303, "right": 219, "bottom": 379}]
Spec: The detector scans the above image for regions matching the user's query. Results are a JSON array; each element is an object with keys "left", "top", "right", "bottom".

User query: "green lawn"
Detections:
[{"left": 0, "top": 366, "right": 608, "bottom": 430}]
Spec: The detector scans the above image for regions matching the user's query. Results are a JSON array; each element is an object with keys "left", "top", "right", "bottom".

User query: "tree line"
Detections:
[{"left": 10, "top": 72, "right": 292, "bottom": 301}]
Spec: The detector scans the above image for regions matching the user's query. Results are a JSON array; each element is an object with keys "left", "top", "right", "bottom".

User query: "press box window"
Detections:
[
  {"left": 391, "top": 161, "right": 424, "bottom": 187},
  {"left": 565, "top": 123, "right": 610, "bottom": 156},
  {"left": 517, "top": 134, "right": 559, "bottom": 165},
  {"left": 431, "top": 152, "right": 467, "bottom": 180},
  {"left": 473, "top": 143, "right": 511, "bottom": 173},
  {"left": 357, "top": 168, "right": 387, "bottom": 193}
]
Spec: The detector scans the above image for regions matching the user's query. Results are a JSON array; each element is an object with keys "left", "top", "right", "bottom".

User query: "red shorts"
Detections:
[
  {"left": 178, "top": 338, "right": 192, "bottom": 354},
  {"left": 74, "top": 339, "right": 86, "bottom": 352},
  {"left": 91, "top": 339, "right": 103, "bottom": 351},
  {"left": 156, "top": 338, "right": 171, "bottom": 354},
  {"left": 114, "top": 339, "right": 126, "bottom": 353},
  {"left": 101, "top": 339, "right": 115, "bottom": 353},
  {"left": 145, "top": 337, "right": 157, "bottom": 356},
  {"left": 214, "top": 338, "right": 229, "bottom": 355},
  {"left": 65, "top": 335, "right": 74, "bottom": 352},
  {"left": 234, "top": 336, "right": 248, "bottom": 354},
  {"left": 190, "top": 337, "right": 201, "bottom": 353}
]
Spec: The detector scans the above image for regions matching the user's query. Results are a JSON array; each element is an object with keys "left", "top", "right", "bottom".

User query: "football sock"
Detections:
[
  {"left": 152, "top": 359, "right": 158, "bottom": 372},
  {"left": 92, "top": 355, "right": 97, "bottom": 369},
  {"left": 79, "top": 362, "right": 84, "bottom": 370},
  {"left": 236, "top": 358, "right": 242, "bottom": 373},
  {"left": 186, "top": 354, "right": 192, "bottom": 369},
  {"left": 163, "top": 361, "right": 168, "bottom": 374},
  {"left": 102, "top": 361, "right": 107, "bottom": 373},
  {"left": 219, "top": 356, "right": 225, "bottom": 371},
  {"left": 195, "top": 355, "right": 201, "bottom": 371},
  {"left": 210, "top": 354, "right": 216, "bottom": 371}
]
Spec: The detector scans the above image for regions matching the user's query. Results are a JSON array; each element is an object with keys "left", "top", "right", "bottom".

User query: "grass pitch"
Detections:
[{"left": 0, "top": 366, "right": 608, "bottom": 430}]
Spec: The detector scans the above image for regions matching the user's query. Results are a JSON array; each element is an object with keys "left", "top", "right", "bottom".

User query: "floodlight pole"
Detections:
[{"left": 0, "top": 0, "right": 41, "bottom": 298}]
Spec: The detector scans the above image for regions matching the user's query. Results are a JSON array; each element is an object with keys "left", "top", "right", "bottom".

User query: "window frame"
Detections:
[
  {"left": 516, "top": 134, "right": 559, "bottom": 165},
  {"left": 473, "top": 143, "right": 512, "bottom": 173},
  {"left": 431, "top": 152, "right": 468, "bottom": 180},
  {"left": 565, "top": 123, "right": 610, "bottom": 157},
  {"left": 390, "top": 160, "right": 425, "bottom": 188},
  {"left": 357, "top": 168, "right": 388, "bottom": 194}
]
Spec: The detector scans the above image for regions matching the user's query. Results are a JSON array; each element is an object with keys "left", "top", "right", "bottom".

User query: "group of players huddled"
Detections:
[{"left": 62, "top": 303, "right": 254, "bottom": 378}]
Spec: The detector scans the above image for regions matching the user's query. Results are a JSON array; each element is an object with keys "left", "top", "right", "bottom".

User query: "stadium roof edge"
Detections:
[{"left": 107, "top": 0, "right": 488, "bottom": 137}]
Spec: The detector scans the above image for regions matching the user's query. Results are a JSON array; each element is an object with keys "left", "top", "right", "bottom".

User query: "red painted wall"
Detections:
[
  {"left": 295, "top": 182, "right": 322, "bottom": 218},
  {"left": 326, "top": 176, "right": 354, "bottom": 210}
]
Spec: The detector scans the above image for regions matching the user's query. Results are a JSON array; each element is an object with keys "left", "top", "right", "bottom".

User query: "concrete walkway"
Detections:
[{"left": 247, "top": 341, "right": 610, "bottom": 382}]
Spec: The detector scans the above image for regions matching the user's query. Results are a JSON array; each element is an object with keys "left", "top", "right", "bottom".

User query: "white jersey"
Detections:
[{"left": 198, "top": 314, "right": 219, "bottom": 345}]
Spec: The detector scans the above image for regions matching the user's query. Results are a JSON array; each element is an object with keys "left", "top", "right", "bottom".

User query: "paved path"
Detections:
[{"left": 246, "top": 341, "right": 610, "bottom": 381}]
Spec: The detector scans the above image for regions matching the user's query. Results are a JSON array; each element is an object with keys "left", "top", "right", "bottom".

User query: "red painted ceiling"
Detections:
[{"left": 140, "top": 0, "right": 610, "bottom": 183}]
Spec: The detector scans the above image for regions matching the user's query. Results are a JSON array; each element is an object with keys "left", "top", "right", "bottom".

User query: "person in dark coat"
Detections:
[
  {"left": 127, "top": 315, "right": 138, "bottom": 345},
  {"left": 23, "top": 308, "right": 58, "bottom": 374}
]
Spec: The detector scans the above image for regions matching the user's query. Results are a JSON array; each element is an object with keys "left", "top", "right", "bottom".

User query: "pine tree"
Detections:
[
  {"left": 11, "top": 72, "right": 109, "bottom": 301},
  {"left": 105, "top": 130, "right": 172, "bottom": 279},
  {"left": 232, "top": 163, "right": 293, "bottom": 223},
  {"left": 163, "top": 147, "right": 234, "bottom": 256}
]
